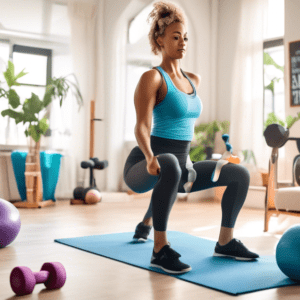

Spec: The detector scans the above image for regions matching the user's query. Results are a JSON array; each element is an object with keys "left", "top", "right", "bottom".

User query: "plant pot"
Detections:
[{"left": 205, "top": 146, "right": 213, "bottom": 160}]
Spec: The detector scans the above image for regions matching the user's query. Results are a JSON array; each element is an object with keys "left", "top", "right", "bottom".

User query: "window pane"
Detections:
[
  {"left": 13, "top": 52, "right": 48, "bottom": 86},
  {"left": 264, "top": 45, "right": 285, "bottom": 121},
  {"left": 128, "top": 4, "right": 152, "bottom": 44},
  {"left": 263, "top": 46, "right": 285, "bottom": 157}
]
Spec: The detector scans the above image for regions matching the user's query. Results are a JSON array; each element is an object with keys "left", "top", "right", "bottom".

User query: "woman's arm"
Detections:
[{"left": 134, "top": 69, "right": 162, "bottom": 162}]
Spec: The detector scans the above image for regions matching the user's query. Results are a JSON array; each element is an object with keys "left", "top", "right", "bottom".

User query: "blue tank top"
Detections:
[{"left": 150, "top": 66, "right": 203, "bottom": 141}]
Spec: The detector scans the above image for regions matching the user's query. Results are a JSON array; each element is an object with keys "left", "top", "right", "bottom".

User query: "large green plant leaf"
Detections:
[
  {"left": 43, "top": 85, "right": 55, "bottom": 107},
  {"left": 8, "top": 89, "right": 20, "bottom": 109},
  {"left": 22, "top": 112, "right": 39, "bottom": 124},
  {"left": 28, "top": 124, "right": 42, "bottom": 143},
  {"left": 189, "top": 145, "right": 206, "bottom": 162},
  {"left": 263, "top": 52, "right": 284, "bottom": 72},
  {"left": 264, "top": 77, "right": 281, "bottom": 94},
  {"left": 1, "top": 109, "right": 22, "bottom": 120},
  {"left": 3, "top": 61, "right": 15, "bottom": 87},
  {"left": 1, "top": 108, "right": 37, "bottom": 124},
  {"left": 14, "top": 68, "right": 28, "bottom": 81},
  {"left": 50, "top": 77, "right": 70, "bottom": 107},
  {"left": 23, "top": 93, "right": 44, "bottom": 114},
  {"left": 3, "top": 60, "right": 28, "bottom": 87},
  {"left": 38, "top": 117, "right": 49, "bottom": 134},
  {"left": 0, "top": 87, "right": 8, "bottom": 98}
]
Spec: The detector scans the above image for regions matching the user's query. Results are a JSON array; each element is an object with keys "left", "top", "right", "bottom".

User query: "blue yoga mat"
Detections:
[
  {"left": 11, "top": 151, "right": 63, "bottom": 201},
  {"left": 54, "top": 231, "right": 299, "bottom": 295}
]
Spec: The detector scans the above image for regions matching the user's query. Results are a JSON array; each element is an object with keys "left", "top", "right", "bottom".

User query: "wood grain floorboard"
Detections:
[{"left": 1, "top": 193, "right": 300, "bottom": 299}]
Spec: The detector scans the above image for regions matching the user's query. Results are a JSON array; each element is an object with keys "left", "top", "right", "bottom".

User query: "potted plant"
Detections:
[
  {"left": 189, "top": 120, "right": 230, "bottom": 161},
  {"left": 0, "top": 60, "right": 84, "bottom": 208},
  {"left": 241, "top": 111, "right": 300, "bottom": 187},
  {"left": 263, "top": 111, "right": 300, "bottom": 133}
]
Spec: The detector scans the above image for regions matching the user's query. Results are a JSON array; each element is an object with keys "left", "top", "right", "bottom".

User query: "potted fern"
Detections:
[
  {"left": 0, "top": 60, "right": 84, "bottom": 208},
  {"left": 190, "top": 120, "right": 230, "bottom": 161}
]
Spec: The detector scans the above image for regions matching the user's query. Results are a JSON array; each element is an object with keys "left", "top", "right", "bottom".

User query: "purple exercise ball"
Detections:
[{"left": 0, "top": 198, "right": 21, "bottom": 248}]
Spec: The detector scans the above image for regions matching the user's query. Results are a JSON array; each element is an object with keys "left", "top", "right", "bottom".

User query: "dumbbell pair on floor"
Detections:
[
  {"left": 10, "top": 262, "right": 66, "bottom": 296},
  {"left": 72, "top": 186, "right": 102, "bottom": 205}
]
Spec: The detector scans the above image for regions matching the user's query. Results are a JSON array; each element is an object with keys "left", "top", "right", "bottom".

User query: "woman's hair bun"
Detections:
[
  {"left": 161, "top": 11, "right": 171, "bottom": 18},
  {"left": 147, "top": 1, "right": 187, "bottom": 56}
]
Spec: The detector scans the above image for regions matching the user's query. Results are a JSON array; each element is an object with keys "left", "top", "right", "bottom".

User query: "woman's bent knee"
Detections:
[
  {"left": 237, "top": 164, "right": 250, "bottom": 183},
  {"left": 226, "top": 164, "right": 250, "bottom": 184},
  {"left": 157, "top": 153, "right": 182, "bottom": 179}
]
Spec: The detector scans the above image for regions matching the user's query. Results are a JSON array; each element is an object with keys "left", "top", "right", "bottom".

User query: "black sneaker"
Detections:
[
  {"left": 213, "top": 238, "right": 259, "bottom": 261},
  {"left": 150, "top": 244, "right": 192, "bottom": 274},
  {"left": 133, "top": 222, "right": 152, "bottom": 242}
]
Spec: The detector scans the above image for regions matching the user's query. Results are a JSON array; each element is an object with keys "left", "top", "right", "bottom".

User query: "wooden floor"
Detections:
[{"left": 1, "top": 193, "right": 300, "bottom": 300}]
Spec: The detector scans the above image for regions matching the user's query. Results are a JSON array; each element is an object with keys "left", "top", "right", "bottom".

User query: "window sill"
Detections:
[{"left": 0, "top": 144, "right": 63, "bottom": 154}]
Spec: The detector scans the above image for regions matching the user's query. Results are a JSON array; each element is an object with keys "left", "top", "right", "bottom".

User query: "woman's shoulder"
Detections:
[
  {"left": 136, "top": 69, "right": 162, "bottom": 94},
  {"left": 184, "top": 71, "right": 201, "bottom": 89},
  {"left": 142, "top": 68, "right": 161, "bottom": 78}
]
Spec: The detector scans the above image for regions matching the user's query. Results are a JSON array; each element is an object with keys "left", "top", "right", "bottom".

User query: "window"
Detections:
[
  {"left": 128, "top": 5, "right": 152, "bottom": 44},
  {"left": 263, "top": 40, "right": 284, "bottom": 125},
  {"left": 0, "top": 0, "right": 70, "bottom": 148},
  {"left": 0, "top": 44, "right": 52, "bottom": 146},
  {"left": 263, "top": 0, "right": 285, "bottom": 156}
]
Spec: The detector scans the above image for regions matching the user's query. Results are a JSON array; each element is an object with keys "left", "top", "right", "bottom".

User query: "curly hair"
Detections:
[{"left": 147, "top": 1, "right": 188, "bottom": 56}]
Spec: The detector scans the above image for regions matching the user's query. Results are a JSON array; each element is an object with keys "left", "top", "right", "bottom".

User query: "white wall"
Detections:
[{"left": 282, "top": 0, "right": 300, "bottom": 183}]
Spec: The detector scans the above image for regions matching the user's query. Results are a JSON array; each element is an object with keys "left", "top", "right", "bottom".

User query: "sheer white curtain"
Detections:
[
  {"left": 229, "top": 0, "right": 270, "bottom": 172},
  {"left": 0, "top": 42, "right": 10, "bottom": 145},
  {"left": 55, "top": 0, "right": 99, "bottom": 197},
  {"left": 68, "top": 0, "right": 98, "bottom": 181}
]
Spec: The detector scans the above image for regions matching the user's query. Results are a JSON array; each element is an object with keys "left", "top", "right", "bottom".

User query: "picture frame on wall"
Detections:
[{"left": 289, "top": 39, "right": 300, "bottom": 107}]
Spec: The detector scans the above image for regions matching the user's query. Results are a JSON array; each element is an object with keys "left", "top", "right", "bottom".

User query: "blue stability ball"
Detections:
[
  {"left": 0, "top": 198, "right": 21, "bottom": 248},
  {"left": 276, "top": 224, "right": 300, "bottom": 282}
]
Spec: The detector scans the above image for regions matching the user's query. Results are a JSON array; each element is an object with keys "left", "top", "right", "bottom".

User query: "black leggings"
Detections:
[{"left": 123, "top": 135, "right": 250, "bottom": 231}]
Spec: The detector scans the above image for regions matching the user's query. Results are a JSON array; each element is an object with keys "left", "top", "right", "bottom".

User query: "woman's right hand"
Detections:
[{"left": 146, "top": 155, "right": 161, "bottom": 176}]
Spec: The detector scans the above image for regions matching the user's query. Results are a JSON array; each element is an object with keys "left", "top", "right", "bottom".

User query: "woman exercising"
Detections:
[{"left": 123, "top": 0, "right": 259, "bottom": 275}]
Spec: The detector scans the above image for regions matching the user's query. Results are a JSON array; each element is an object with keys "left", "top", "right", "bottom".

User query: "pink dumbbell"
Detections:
[{"left": 10, "top": 262, "right": 66, "bottom": 296}]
